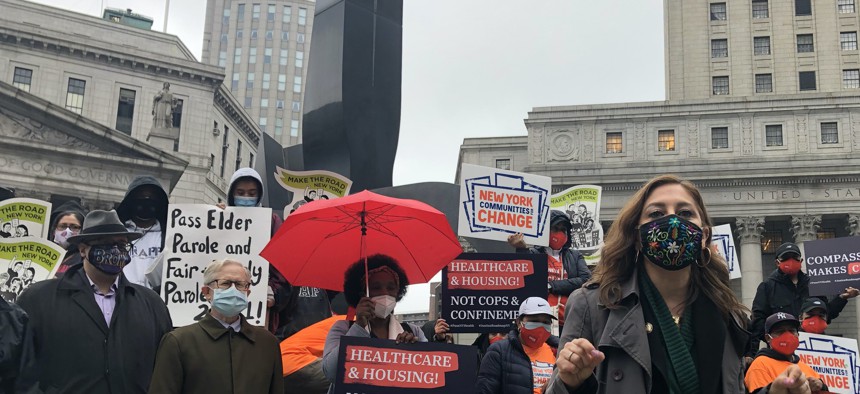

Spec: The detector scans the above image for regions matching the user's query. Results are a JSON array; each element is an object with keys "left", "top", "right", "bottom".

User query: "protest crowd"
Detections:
[{"left": 1, "top": 169, "right": 859, "bottom": 394}]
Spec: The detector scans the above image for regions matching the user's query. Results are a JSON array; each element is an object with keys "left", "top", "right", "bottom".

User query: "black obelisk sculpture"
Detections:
[{"left": 301, "top": 0, "right": 403, "bottom": 192}]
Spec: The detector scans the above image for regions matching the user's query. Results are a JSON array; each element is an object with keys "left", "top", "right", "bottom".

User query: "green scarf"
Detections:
[{"left": 639, "top": 272, "right": 700, "bottom": 394}]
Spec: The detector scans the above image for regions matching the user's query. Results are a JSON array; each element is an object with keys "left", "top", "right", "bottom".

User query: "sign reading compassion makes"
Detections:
[
  {"left": 441, "top": 253, "right": 548, "bottom": 333},
  {"left": 334, "top": 336, "right": 477, "bottom": 394},
  {"left": 804, "top": 236, "right": 860, "bottom": 296}
]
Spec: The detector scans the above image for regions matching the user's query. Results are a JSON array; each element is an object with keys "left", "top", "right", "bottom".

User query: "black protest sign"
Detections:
[
  {"left": 333, "top": 336, "right": 477, "bottom": 394},
  {"left": 441, "top": 253, "right": 548, "bottom": 333},
  {"left": 806, "top": 236, "right": 860, "bottom": 296}
]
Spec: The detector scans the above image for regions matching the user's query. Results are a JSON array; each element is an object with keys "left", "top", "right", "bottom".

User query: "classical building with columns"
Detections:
[
  {"left": 0, "top": 0, "right": 261, "bottom": 208},
  {"left": 457, "top": 0, "right": 860, "bottom": 340}
]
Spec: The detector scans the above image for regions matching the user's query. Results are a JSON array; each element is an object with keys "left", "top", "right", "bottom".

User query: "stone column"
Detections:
[
  {"left": 790, "top": 214, "right": 821, "bottom": 271},
  {"left": 737, "top": 216, "right": 765, "bottom": 308},
  {"left": 848, "top": 215, "right": 860, "bottom": 341}
]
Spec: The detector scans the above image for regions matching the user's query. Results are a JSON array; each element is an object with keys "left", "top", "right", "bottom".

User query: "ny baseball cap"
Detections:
[
  {"left": 801, "top": 298, "right": 828, "bottom": 316},
  {"left": 518, "top": 297, "right": 557, "bottom": 319},
  {"left": 776, "top": 242, "right": 802, "bottom": 259},
  {"left": 765, "top": 312, "right": 800, "bottom": 333}
]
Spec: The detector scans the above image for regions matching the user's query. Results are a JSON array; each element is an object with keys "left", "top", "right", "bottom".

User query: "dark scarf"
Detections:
[{"left": 639, "top": 272, "right": 701, "bottom": 394}]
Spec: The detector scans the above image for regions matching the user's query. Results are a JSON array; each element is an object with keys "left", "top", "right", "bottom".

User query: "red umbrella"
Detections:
[{"left": 261, "top": 190, "right": 462, "bottom": 291}]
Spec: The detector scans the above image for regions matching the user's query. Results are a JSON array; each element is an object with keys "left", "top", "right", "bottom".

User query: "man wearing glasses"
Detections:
[
  {"left": 17, "top": 210, "right": 172, "bottom": 393},
  {"left": 148, "top": 259, "right": 283, "bottom": 394},
  {"left": 747, "top": 242, "right": 860, "bottom": 361}
]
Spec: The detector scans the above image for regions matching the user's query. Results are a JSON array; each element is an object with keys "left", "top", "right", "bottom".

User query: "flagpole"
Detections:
[{"left": 163, "top": 0, "right": 170, "bottom": 32}]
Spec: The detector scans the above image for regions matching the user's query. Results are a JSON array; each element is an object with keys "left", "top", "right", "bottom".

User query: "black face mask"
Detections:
[{"left": 132, "top": 199, "right": 158, "bottom": 221}]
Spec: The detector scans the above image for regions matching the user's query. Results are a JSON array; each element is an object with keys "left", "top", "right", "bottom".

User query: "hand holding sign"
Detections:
[{"left": 507, "top": 233, "right": 527, "bottom": 249}]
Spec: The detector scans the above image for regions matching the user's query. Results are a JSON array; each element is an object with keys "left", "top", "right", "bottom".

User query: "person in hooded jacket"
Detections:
[
  {"left": 507, "top": 210, "right": 591, "bottom": 326},
  {"left": 116, "top": 175, "right": 169, "bottom": 288},
  {"left": 48, "top": 200, "right": 87, "bottom": 277},
  {"left": 477, "top": 297, "right": 559, "bottom": 394}
]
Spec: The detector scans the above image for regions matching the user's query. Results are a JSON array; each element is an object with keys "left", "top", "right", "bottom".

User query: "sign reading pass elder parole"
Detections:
[
  {"left": 441, "top": 253, "right": 548, "bottom": 333},
  {"left": 334, "top": 336, "right": 477, "bottom": 394},
  {"left": 458, "top": 163, "right": 551, "bottom": 246}
]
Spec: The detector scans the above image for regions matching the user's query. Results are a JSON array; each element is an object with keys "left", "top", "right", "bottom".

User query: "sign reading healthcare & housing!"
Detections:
[{"left": 805, "top": 236, "right": 860, "bottom": 296}]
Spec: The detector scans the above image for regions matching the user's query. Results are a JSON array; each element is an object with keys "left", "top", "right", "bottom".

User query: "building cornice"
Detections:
[
  {"left": 215, "top": 85, "right": 261, "bottom": 146},
  {"left": 554, "top": 175, "right": 860, "bottom": 193}
]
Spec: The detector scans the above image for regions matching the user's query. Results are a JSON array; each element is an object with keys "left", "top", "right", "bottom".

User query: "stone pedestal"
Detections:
[
  {"left": 147, "top": 126, "right": 179, "bottom": 153},
  {"left": 737, "top": 216, "right": 765, "bottom": 308},
  {"left": 791, "top": 214, "right": 821, "bottom": 272}
]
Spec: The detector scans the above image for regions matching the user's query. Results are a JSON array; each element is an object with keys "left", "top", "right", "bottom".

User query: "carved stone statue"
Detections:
[{"left": 152, "top": 82, "right": 176, "bottom": 130}]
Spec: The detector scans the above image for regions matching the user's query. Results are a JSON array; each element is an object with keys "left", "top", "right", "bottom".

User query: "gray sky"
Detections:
[{"left": 31, "top": 0, "right": 665, "bottom": 313}]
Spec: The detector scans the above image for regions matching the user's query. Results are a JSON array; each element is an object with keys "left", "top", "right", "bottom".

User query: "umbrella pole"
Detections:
[{"left": 361, "top": 209, "right": 369, "bottom": 297}]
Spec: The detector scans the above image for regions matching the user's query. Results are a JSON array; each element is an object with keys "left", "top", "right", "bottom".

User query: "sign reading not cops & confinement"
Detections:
[
  {"left": 805, "top": 236, "right": 860, "bottom": 296},
  {"left": 441, "top": 253, "right": 548, "bottom": 333},
  {"left": 161, "top": 204, "right": 271, "bottom": 327},
  {"left": 458, "top": 163, "right": 551, "bottom": 247},
  {"left": 334, "top": 336, "right": 477, "bottom": 394},
  {"left": 797, "top": 332, "right": 860, "bottom": 394}
]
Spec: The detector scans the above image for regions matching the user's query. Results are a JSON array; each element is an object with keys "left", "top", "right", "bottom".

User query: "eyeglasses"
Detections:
[
  {"left": 56, "top": 223, "right": 82, "bottom": 231},
  {"left": 208, "top": 279, "right": 251, "bottom": 291}
]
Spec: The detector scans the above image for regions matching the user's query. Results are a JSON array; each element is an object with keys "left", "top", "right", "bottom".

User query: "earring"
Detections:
[{"left": 697, "top": 248, "right": 711, "bottom": 268}]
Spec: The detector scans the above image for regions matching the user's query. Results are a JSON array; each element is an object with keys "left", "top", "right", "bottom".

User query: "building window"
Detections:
[
  {"left": 264, "top": 48, "right": 272, "bottom": 64},
  {"left": 262, "top": 73, "right": 270, "bottom": 89},
  {"left": 172, "top": 99, "right": 183, "bottom": 129},
  {"left": 210, "top": 153, "right": 216, "bottom": 169},
  {"left": 267, "top": 4, "right": 275, "bottom": 21},
  {"left": 765, "top": 124, "right": 783, "bottom": 146},
  {"left": 711, "top": 39, "right": 728, "bottom": 58},
  {"left": 247, "top": 72, "right": 255, "bottom": 89},
  {"left": 237, "top": 4, "right": 245, "bottom": 20},
  {"left": 841, "top": 32, "right": 858, "bottom": 50},
  {"left": 657, "top": 130, "right": 675, "bottom": 151},
  {"left": 259, "top": 117, "right": 267, "bottom": 132},
  {"left": 843, "top": 69, "right": 860, "bottom": 88},
  {"left": 838, "top": 0, "right": 856, "bottom": 13},
  {"left": 821, "top": 122, "right": 839, "bottom": 144},
  {"left": 220, "top": 128, "right": 229, "bottom": 177},
  {"left": 799, "top": 71, "right": 817, "bottom": 91},
  {"left": 266, "top": 30, "right": 273, "bottom": 41},
  {"left": 297, "top": 33, "right": 305, "bottom": 43},
  {"left": 795, "top": 0, "right": 812, "bottom": 15},
  {"left": 711, "top": 127, "right": 729, "bottom": 149},
  {"left": 252, "top": 4, "right": 260, "bottom": 20},
  {"left": 292, "top": 101, "right": 301, "bottom": 112},
  {"left": 12, "top": 67, "right": 32, "bottom": 92},
  {"left": 279, "top": 49, "right": 288, "bottom": 66},
  {"left": 244, "top": 97, "right": 252, "bottom": 108},
  {"left": 710, "top": 2, "right": 727, "bottom": 20},
  {"left": 281, "top": 31, "right": 289, "bottom": 41},
  {"left": 232, "top": 73, "right": 239, "bottom": 90},
  {"left": 290, "top": 120, "right": 299, "bottom": 137},
  {"left": 797, "top": 34, "right": 814, "bottom": 53},
  {"left": 752, "top": 0, "right": 769, "bottom": 18},
  {"left": 222, "top": 7, "right": 230, "bottom": 25},
  {"left": 606, "top": 132, "right": 623, "bottom": 153},
  {"left": 712, "top": 76, "right": 729, "bottom": 95},
  {"left": 278, "top": 75, "right": 286, "bottom": 91},
  {"left": 237, "top": 29, "right": 244, "bottom": 40},
  {"left": 296, "top": 51, "right": 304, "bottom": 68},
  {"left": 221, "top": 33, "right": 228, "bottom": 43},
  {"left": 755, "top": 73, "right": 773, "bottom": 93},
  {"left": 283, "top": 6, "right": 292, "bottom": 23},
  {"left": 235, "top": 140, "right": 243, "bottom": 173},
  {"left": 65, "top": 78, "right": 86, "bottom": 114},
  {"left": 249, "top": 153, "right": 254, "bottom": 168},
  {"left": 495, "top": 159, "right": 511, "bottom": 170},
  {"left": 115, "top": 88, "right": 135, "bottom": 134},
  {"left": 277, "top": 100, "right": 285, "bottom": 109},
  {"left": 817, "top": 229, "right": 837, "bottom": 239},
  {"left": 298, "top": 7, "right": 307, "bottom": 25},
  {"left": 275, "top": 118, "right": 283, "bottom": 136},
  {"left": 218, "top": 51, "right": 227, "bottom": 67},
  {"left": 234, "top": 48, "right": 242, "bottom": 64},
  {"left": 249, "top": 48, "right": 257, "bottom": 64},
  {"left": 761, "top": 231, "right": 783, "bottom": 253},
  {"left": 754, "top": 36, "right": 771, "bottom": 55},
  {"left": 250, "top": 29, "right": 257, "bottom": 39},
  {"left": 293, "top": 76, "right": 302, "bottom": 93},
  {"left": 261, "top": 98, "right": 269, "bottom": 108}
]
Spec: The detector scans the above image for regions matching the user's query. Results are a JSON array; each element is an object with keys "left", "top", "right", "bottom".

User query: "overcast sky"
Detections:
[{"left": 31, "top": 0, "right": 665, "bottom": 313}]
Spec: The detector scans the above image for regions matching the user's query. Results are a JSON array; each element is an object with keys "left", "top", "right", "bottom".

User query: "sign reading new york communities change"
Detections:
[
  {"left": 161, "top": 204, "right": 271, "bottom": 327},
  {"left": 805, "top": 236, "right": 860, "bottom": 296},
  {"left": 458, "top": 163, "right": 551, "bottom": 246},
  {"left": 334, "top": 336, "right": 477, "bottom": 394},
  {"left": 797, "top": 332, "right": 860, "bottom": 394},
  {"left": 441, "top": 253, "right": 548, "bottom": 333}
]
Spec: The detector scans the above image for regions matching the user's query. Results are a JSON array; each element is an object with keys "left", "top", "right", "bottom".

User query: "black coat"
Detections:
[
  {"left": 16, "top": 264, "right": 172, "bottom": 394},
  {"left": 0, "top": 298, "right": 37, "bottom": 393},
  {"left": 748, "top": 268, "right": 847, "bottom": 356},
  {"left": 476, "top": 330, "right": 555, "bottom": 394},
  {"left": 517, "top": 211, "right": 592, "bottom": 297}
]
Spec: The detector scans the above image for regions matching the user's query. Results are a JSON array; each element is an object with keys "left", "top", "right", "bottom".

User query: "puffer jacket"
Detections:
[{"left": 476, "top": 329, "right": 555, "bottom": 394}]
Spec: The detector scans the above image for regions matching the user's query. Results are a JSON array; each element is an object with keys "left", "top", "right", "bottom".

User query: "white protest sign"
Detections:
[
  {"left": 712, "top": 224, "right": 741, "bottom": 279},
  {"left": 458, "top": 163, "right": 551, "bottom": 246},
  {"left": 0, "top": 198, "right": 53, "bottom": 239},
  {"left": 0, "top": 237, "right": 65, "bottom": 303},
  {"left": 797, "top": 332, "right": 860, "bottom": 394},
  {"left": 161, "top": 204, "right": 271, "bottom": 327}
]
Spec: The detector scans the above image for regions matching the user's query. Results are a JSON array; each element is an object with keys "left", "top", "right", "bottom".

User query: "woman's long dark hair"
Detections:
[{"left": 590, "top": 175, "right": 748, "bottom": 323}]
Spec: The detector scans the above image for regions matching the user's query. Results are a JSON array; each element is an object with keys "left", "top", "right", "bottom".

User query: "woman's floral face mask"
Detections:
[{"left": 639, "top": 214, "right": 704, "bottom": 271}]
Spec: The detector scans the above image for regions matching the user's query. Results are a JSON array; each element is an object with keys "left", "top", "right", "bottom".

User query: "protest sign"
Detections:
[
  {"left": 274, "top": 166, "right": 352, "bottom": 215},
  {"left": 797, "top": 332, "right": 860, "bottom": 394},
  {"left": 441, "top": 253, "right": 548, "bottom": 333},
  {"left": 712, "top": 224, "right": 741, "bottom": 279},
  {"left": 550, "top": 185, "right": 603, "bottom": 265},
  {"left": 0, "top": 198, "right": 52, "bottom": 239},
  {"left": 458, "top": 163, "right": 551, "bottom": 246},
  {"left": 333, "top": 336, "right": 477, "bottom": 394},
  {"left": 805, "top": 236, "right": 860, "bottom": 296},
  {"left": 161, "top": 204, "right": 271, "bottom": 327},
  {"left": 0, "top": 237, "right": 65, "bottom": 303}
]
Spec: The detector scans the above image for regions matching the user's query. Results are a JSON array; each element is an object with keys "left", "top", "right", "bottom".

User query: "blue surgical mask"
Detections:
[
  {"left": 210, "top": 285, "right": 248, "bottom": 317},
  {"left": 522, "top": 321, "right": 552, "bottom": 333},
  {"left": 233, "top": 196, "right": 258, "bottom": 207}
]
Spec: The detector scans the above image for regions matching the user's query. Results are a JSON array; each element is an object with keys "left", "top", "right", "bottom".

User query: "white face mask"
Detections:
[
  {"left": 371, "top": 295, "right": 396, "bottom": 319},
  {"left": 54, "top": 228, "right": 75, "bottom": 249}
]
